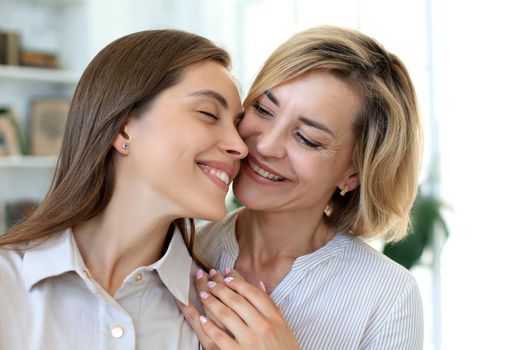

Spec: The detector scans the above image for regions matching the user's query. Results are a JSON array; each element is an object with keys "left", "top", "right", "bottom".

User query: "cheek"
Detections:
[
  {"left": 292, "top": 152, "right": 345, "bottom": 186},
  {"left": 237, "top": 112, "right": 260, "bottom": 138}
]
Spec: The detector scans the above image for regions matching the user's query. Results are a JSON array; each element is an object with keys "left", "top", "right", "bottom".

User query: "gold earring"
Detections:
[{"left": 339, "top": 185, "right": 349, "bottom": 196}]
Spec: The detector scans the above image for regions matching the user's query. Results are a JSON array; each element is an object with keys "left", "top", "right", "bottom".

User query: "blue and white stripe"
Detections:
[{"left": 196, "top": 209, "right": 424, "bottom": 350}]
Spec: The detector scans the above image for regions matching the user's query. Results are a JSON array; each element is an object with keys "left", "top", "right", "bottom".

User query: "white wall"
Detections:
[{"left": 434, "top": 1, "right": 525, "bottom": 349}]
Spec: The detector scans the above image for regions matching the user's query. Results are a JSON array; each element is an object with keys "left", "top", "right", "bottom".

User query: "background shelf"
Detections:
[{"left": 0, "top": 65, "right": 80, "bottom": 84}]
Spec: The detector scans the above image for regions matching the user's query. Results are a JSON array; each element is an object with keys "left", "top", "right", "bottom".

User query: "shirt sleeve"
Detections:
[{"left": 365, "top": 278, "right": 424, "bottom": 350}]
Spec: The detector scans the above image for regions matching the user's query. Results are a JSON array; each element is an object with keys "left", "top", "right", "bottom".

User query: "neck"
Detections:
[
  {"left": 234, "top": 207, "right": 335, "bottom": 292},
  {"left": 73, "top": 178, "right": 179, "bottom": 296},
  {"left": 237, "top": 208, "right": 334, "bottom": 260}
]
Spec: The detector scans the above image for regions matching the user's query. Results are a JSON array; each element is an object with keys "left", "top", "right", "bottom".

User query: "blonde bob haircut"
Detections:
[{"left": 244, "top": 26, "right": 423, "bottom": 242}]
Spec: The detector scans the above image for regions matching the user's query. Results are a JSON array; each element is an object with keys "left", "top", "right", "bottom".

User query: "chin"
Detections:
[
  {"left": 197, "top": 204, "right": 227, "bottom": 222},
  {"left": 232, "top": 185, "right": 262, "bottom": 210}
]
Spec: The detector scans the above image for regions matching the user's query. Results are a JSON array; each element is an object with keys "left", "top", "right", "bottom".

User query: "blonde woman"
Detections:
[
  {"left": 181, "top": 26, "right": 424, "bottom": 350},
  {"left": 0, "top": 29, "right": 247, "bottom": 349}
]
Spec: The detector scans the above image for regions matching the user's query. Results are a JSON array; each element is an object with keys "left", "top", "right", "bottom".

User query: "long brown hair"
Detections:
[
  {"left": 245, "top": 26, "right": 423, "bottom": 242},
  {"left": 0, "top": 29, "right": 230, "bottom": 258}
]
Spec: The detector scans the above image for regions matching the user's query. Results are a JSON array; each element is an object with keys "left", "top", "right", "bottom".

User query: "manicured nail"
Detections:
[
  {"left": 224, "top": 276, "right": 234, "bottom": 283},
  {"left": 200, "top": 291, "right": 209, "bottom": 299},
  {"left": 209, "top": 269, "right": 217, "bottom": 277},
  {"left": 259, "top": 280, "right": 267, "bottom": 292},
  {"left": 224, "top": 267, "right": 232, "bottom": 275},
  {"left": 207, "top": 281, "right": 217, "bottom": 289},
  {"left": 199, "top": 316, "right": 208, "bottom": 324},
  {"left": 196, "top": 269, "right": 204, "bottom": 280}
]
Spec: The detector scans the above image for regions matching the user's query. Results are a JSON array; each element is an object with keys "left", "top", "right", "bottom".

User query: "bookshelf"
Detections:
[
  {"left": 0, "top": 0, "right": 85, "bottom": 213},
  {"left": 0, "top": 156, "right": 56, "bottom": 202},
  {"left": 0, "top": 64, "right": 80, "bottom": 84}
]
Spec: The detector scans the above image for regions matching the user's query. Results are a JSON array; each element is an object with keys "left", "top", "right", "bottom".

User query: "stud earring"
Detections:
[
  {"left": 324, "top": 203, "right": 333, "bottom": 216},
  {"left": 339, "top": 185, "right": 349, "bottom": 196},
  {"left": 121, "top": 143, "right": 129, "bottom": 150}
]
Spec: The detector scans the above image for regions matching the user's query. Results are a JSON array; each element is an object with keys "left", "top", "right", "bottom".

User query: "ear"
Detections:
[
  {"left": 112, "top": 122, "right": 131, "bottom": 156},
  {"left": 337, "top": 166, "right": 360, "bottom": 193}
]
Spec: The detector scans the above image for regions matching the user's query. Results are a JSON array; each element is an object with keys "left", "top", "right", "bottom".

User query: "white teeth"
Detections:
[
  {"left": 204, "top": 167, "right": 230, "bottom": 185},
  {"left": 248, "top": 158, "right": 285, "bottom": 181}
]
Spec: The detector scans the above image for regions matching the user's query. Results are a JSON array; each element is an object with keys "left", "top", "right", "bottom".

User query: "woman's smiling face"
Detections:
[
  {"left": 120, "top": 60, "right": 248, "bottom": 221},
  {"left": 233, "top": 70, "right": 362, "bottom": 214}
]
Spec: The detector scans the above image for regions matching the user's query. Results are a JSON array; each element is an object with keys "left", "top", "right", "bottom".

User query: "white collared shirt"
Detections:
[{"left": 0, "top": 227, "right": 200, "bottom": 350}]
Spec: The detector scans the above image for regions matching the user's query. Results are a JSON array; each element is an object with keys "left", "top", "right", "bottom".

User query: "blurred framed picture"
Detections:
[{"left": 29, "top": 98, "right": 70, "bottom": 156}]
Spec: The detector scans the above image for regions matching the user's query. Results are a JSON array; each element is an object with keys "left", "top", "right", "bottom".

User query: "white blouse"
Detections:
[
  {"left": 196, "top": 208, "right": 424, "bottom": 350},
  {"left": 0, "top": 227, "right": 200, "bottom": 350}
]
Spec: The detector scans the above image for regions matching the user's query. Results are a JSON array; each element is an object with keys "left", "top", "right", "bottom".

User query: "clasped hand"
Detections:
[{"left": 176, "top": 268, "right": 299, "bottom": 350}]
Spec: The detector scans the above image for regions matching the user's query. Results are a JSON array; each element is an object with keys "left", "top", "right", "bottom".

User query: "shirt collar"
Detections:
[
  {"left": 22, "top": 228, "right": 86, "bottom": 291},
  {"left": 21, "top": 226, "right": 194, "bottom": 305},
  {"left": 148, "top": 226, "right": 193, "bottom": 306}
]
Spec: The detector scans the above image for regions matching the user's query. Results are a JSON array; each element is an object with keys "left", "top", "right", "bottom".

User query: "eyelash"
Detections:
[
  {"left": 199, "top": 111, "right": 219, "bottom": 120},
  {"left": 295, "top": 131, "right": 322, "bottom": 149},
  {"left": 252, "top": 101, "right": 273, "bottom": 117},
  {"left": 253, "top": 101, "right": 323, "bottom": 150}
]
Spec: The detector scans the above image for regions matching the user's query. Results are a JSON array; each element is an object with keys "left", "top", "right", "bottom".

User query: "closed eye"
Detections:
[
  {"left": 252, "top": 101, "right": 273, "bottom": 118},
  {"left": 295, "top": 131, "right": 323, "bottom": 149},
  {"left": 199, "top": 111, "right": 219, "bottom": 120}
]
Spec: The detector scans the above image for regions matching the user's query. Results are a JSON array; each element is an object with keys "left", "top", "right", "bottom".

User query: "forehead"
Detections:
[
  {"left": 174, "top": 61, "right": 241, "bottom": 107},
  {"left": 270, "top": 71, "right": 362, "bottom": 128}
]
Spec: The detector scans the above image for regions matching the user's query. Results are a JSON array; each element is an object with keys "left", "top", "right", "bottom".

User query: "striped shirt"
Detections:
[{"left": 196, "top": 208, "right": 424, "bottom": 350}]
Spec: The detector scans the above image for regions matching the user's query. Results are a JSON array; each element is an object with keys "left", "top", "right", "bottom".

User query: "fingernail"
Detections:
[
  {"left": 259, "top": 280, "right": 267, "bottom": 292},
  {"left": 207, "top": 281, "right": 217, "bottom": 289},
  {"left": 209, "top": 269, "right": 216, "bottom": 277},
  {"left": 199, "top": 316, "right": 208, "bottom": 324},
  {"left": 224, "top": 276, "right": 234, "bottom": 283},
  {"left": 200, "top": 291, "right": 209, "bottom": 299},
  {"left": 196, "top": 269, "right": 204, "bottom": 280},
  {"left": 224, "top": 267, "right": 232, "bottom": 275}
]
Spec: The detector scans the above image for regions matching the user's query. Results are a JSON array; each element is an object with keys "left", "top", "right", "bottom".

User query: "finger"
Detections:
[
  {"left": 209, "top": 268, "right": 224, "bottom": 284},
  {"left": 206, "top": 279, "right": 272, "bottom": 333},
  {"left": 223, "top": 276, "right": 280, "bottom": 320},
  {"left": 175, "top": 299, "right": 216, "bottom": 349},
  {"left": 200, "top": 283, "right": 252, "bottom": 342},
  {"left": 258, "top": 280, "right": 268, "bottom": 293},
  {"left": 223, "top": 267, "right": 245, "bottom": 281},
  {"left": 224, "top": 269, "right": 264, "bottom": 293},
  {"left": 196, "top": 269, "right": 210, "bottom": 293},
  {"left": 200, "top": 316, "right": 240, "bottom": 350},
  {"left": 195, "top": 269, "right": 227, "bottom": 330}
]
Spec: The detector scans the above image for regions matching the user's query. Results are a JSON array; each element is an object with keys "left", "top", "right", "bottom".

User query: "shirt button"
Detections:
[
  {"left": 134, "top": 273, "right": 143, "bottom": 282},
  {"left": 111, "top": 326, "right": 124, "bottom": 338},
  {"left": 83, "top": 270, "right": 89, "bottom": 279}
]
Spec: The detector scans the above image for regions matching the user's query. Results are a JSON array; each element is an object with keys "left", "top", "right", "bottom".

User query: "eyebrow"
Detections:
[
  {"left": 264, "top": 90, "right": 335, "bottom": 137},
  {"left": 299, "top": 117, "right": 335, "bottom": 137},
  {"left": 189, "top": 90, "right": 228, "bottom": 108},
  {"left": 264, "top": 90, "right": 279, "bottom": 106}
]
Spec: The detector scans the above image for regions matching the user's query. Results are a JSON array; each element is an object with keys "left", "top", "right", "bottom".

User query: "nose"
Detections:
[
  {"left": 256, "top": 123, "right": 286, "bottom": 159},
  {"left": 219, "top": 126, "right": 248, "bottom": 160}
]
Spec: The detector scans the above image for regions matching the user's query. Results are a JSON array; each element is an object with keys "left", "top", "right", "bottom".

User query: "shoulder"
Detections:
[
  {"left": 308, "top": 235, "right": 423, "bottom": 345},
  {"left": 0, "top": 246, "right": 25, "bottom": 278},
  {"left": 335, "top": 236, "right": 424, "bottom": 348},
  {"left": 336, "top": 234, "right": 415, "bottom": 285},
  {"left": 311, "top": 233, "right": 420, "bottom": 309},
  {"left": 0, "top": 246, "right": 26, "bottom": 296}
]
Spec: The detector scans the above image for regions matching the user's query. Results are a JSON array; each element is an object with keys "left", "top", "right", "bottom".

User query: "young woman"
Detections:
[
  {"left": 181, "top": 26, "right": 424, "bottom": 350},
  {"left": 0, "top": 29, "right": 247, "bottom": 349}
]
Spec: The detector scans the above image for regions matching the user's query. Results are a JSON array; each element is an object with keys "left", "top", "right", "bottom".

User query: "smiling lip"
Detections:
[
  {"left": 243, "top": 155, "right": 289, "bottom": 185},
  {"left": 197, "top": 161, "right": 235, "bottom": 192}
]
